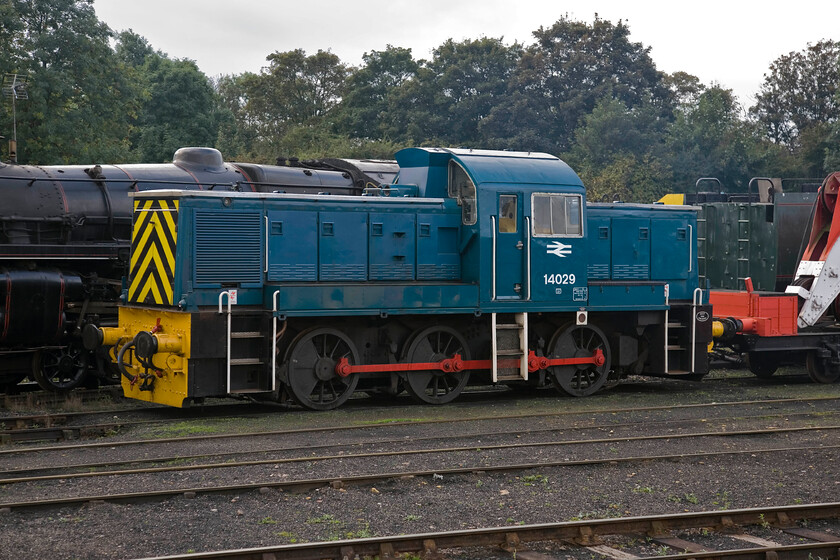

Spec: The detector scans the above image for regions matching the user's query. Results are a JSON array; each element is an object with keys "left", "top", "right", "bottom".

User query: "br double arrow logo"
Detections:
[{"left": 546, "top": 241, "right": 572, "bottom": 257}]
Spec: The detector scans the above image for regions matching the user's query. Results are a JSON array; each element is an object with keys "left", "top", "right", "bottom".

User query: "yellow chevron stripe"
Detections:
[
  {"left": 128, "top": 198, "right": 179, "bottom": 306},
  {"left": 128, "top": 249, "right": 158, "bottom": 303},
  {"left": 153, "top": 214, "right": 176, "bottom": 272}
]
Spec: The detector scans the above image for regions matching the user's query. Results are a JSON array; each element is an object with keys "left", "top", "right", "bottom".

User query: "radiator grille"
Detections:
[{"left": 194, "top": 212, "right": 262, "bottom": 284}]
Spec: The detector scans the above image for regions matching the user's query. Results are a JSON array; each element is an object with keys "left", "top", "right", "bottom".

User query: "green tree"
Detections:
[
  {"left": 664, "top": 71, "right": 706, "bottom": 109},
  {"left": 236, "top": 49, "right": 349, "bottom": 159},
  {"left": 336, "top": 45, "right": 418, "bottom": 139},
  {"left": 824, "top": 116, "right": 840, "bottom": 172},
  {"left": 215, "top": 72, "right": 258, "bottom": 159},
  {"left": 751, "top": 40, "right": 840, "bottom": 148},
  {"left": 115, "top": 30, "right": 223, "bottom": 162},
  {"left": 566, "top": 96, "right": 672, "bottom": 202},
  {"left": 114, "top": 29, "right": 156, "bottom": 67},
  {"left": 384, "top": 37, "right": 522, "bottom": 145},
  {"left": 665, "top": 86, "right": 758, "bottom": 191},
  {"left": 0, "top": 0, "right": 141, "bottom": 163},
  {"left": 481, "top": 16, "right": 670, "bottom": 153}
]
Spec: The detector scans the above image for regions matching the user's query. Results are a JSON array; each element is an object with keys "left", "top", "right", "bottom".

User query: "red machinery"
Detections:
[{"left": 710, "top": 173, "right": 840, "bottom": 383}]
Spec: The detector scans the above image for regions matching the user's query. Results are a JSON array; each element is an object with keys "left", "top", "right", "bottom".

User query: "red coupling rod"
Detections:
[{"left": 334, "top": 349, "right": 605, "bottom": 377}]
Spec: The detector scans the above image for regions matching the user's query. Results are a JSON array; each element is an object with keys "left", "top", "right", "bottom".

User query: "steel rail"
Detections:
[
  {"left": 2, "top": 443, "right": 839, "bottom": 513},
  {"left": 2, "top": 423, "right": 839, "bottom": 485},
  {"left": 4, "top": 408, "right": 836, "bottom": 477},
  {"left": 3, "top": 392, "right": 837, "bottom": 434},
  {"left": 4, "top": 395, "right": 838, "bottom": 454},
  {"left": 125, "top": 503, "right": 840, "bottom": 560}
]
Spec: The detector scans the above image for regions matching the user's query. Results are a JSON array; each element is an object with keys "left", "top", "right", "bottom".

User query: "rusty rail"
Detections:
[{"left": 127, "top": 503, "right": 840, "bottom": 560}]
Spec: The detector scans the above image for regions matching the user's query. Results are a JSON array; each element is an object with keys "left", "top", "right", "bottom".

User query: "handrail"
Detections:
[
  {"left": 271, "top": 290, "right": 280, "bottom": 392},
  {"left": 525, "top": 216, "right": 531, "bottom": 301},
  {"left": 747, "top": 177, "right": 775, "bottom": 204},
  {"left": 688, "top": 224, "right": 693, "bottom": 273},
  {"left": 491, "top": 216, "right": 497, "bottom": 301},
  {"left": 218, "top": 290, "right": 233, "bottom": 393},
  {"left": 692, "top": 287, "right": 704, "bottom": 373}
]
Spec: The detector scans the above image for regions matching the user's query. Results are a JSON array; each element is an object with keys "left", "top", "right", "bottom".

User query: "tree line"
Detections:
[{"left": 2, "top": 0, "right": 839, "bottom": 201}]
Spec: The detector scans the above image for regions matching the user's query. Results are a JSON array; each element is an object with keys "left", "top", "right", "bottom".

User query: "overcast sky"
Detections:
[{"left": 92, "top": 0, "right": 839, "bottom": 109}]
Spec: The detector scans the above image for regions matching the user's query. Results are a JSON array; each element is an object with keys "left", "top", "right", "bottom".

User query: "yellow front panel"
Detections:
[
  {"left": 116, "top": 307, "right": 192, "bottom": 408},
  {"left": 128, "top": 198, "right": 179, "bottom": 306}
]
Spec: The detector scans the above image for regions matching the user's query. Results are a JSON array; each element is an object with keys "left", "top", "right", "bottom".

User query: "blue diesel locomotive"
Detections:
[{"left": 86, "top": 148, "right": 713, "bottom": 410}]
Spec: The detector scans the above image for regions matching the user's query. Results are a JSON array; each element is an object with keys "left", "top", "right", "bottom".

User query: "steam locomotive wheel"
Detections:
[
  {"left": 805, "top": 350, "right": 840, "bottom": 384},
  {"left": 32, "top": 345, "right": 89, "bottom": 392},
  {"left": 285, "top": 327, "right": 359, "bottom": 410},
  {"left": 402, "top": 326, "right": 470, "bottom": 405},
  {"left": 547, "top": 324, "right": 611, "bottom": 397}
]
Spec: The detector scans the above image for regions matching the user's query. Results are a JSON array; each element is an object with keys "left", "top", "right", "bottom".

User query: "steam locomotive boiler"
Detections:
[{"left": 0, "top": 147, "right": 397, "bottom": 391}]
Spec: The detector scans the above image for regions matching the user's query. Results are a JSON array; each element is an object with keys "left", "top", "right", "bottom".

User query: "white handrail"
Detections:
[
  {"left": 271, "top": 290, "right": 280, "bottom": 392},
  {"left": 264, "top": 215, "right": 269, "bottom": 274},
  {"left": 664, "top": 284, "right": 670, "bottom": 374},
  {"left": 491, "top": 216, "right": 497, "bottom": 301},
  {"left": 688, "top": 224, "right": 693, "bottom": 273},
  {"left": 691, "top": 287, "right": 704, "bottom": 373},
  {"left": 525, "top": 216, "right": 531, "bottom": 301},
  {"left": 218, "top": 291, "right": 233, "bottom": 393}
]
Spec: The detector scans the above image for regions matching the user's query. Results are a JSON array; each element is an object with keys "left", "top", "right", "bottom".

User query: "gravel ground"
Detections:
[{"left": 1, "top": 370, "right": 840, "bottom": 559}]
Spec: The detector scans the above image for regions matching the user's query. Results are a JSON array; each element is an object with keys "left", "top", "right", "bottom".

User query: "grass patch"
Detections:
[
  {"left": 275, "top": 531, "right": 301, "bottom": 543},
  {"left": 306, "top": 514, "right": 342, "bottom": 526},
  {"left": 151, "top": 420, "right": 237, "bottom": 438}
]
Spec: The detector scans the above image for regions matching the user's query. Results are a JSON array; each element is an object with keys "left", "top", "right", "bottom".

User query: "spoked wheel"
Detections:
[
  {"left": 806, "top": 350, "right": 840, "bottom": 383},
  {"left": 32, "top": 345, "right": 89, "bottom": 392},
  {"left": 746, "top": 352, "right": 779, "bottom": 379},
  {"left": 284, "top": 327, "right": 359, "bottom": 410},
  {"left": 547, "top": 323, "right": 611, "bottom": 397},
  {"left": 402, "top": 326, "right": 470, "bottom": 404}
]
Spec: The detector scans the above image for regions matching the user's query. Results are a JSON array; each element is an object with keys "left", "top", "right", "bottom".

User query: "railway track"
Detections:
[
  {"left": 132, "top": 503, "right": 840, "bottom": 559},
  {"left": 3, "top": 383, "right": 840, "bottom": 559},
  {"left": 1, "top": 385, "right": 123, "bottom": 409},
  {"left": 2, "top": 443, "right": 839, "bottom": 514},
  {"left": 3, "top": 409, "right": 838, "bottom": 477},
  {"left": 1, "top": 418, "right": 839, "bottom": 482},
  {"left": 2, "top": 403, "right": 838, "bottom": 511},
  {"left": 3, "top": 392, "right": 839, "bottom": 445}
]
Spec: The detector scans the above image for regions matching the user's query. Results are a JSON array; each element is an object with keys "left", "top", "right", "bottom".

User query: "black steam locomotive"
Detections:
[{"left": 0, "top": 147, "right": 397, "bottom": 391}]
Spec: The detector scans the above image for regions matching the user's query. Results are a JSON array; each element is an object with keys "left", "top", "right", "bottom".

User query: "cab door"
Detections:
[{"left": 494, "top": 193, "right": 526, "bottom": 300}]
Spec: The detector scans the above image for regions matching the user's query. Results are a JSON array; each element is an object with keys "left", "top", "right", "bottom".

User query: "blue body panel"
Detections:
[
  {"left": 147, "top": 149, "right": 698, "bottom": 318},
  {"left": 586, "top": 203, "right": 699, "bottom": 302}
]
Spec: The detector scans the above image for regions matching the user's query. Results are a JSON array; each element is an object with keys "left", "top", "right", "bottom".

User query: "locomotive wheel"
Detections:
[
  {"left": 547, "top": 324, "right": 611, "bottom": 397},
  {"left": 402, "top": 326, "right": 470, "bottom": 405},
  {"left": 805, "top": 350, "right": 840, "bottom": 384},
  {"left": 285, "top": 327, "right": 359, "bottom": 410},
  {"left": 746, "top": 352, "right": 779, "bottom": 379},
  {"left": 32, "top": 345, "right": 89, "bottom": 392}
]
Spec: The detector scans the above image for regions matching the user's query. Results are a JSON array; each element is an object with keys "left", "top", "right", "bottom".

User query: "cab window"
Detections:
[
  {"left": 448, "top": 161, "right": 477, "bottom": 225},
  {"left": 499, "top": 195, "right": 517, "bottom": 233},
  {"left": 532, "top": 193, "right": 582, "bottom": 236}
]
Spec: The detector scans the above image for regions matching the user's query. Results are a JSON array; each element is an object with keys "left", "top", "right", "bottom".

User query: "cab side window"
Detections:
[
  {"left": 499, "top": 195, "right": 517, "bottom": 233},
  {"left": 532, "top": 193, "right": 582, "bottom": 236},
  {"left": 448, "top": 161, "right": 477, "bottom": 225}
]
